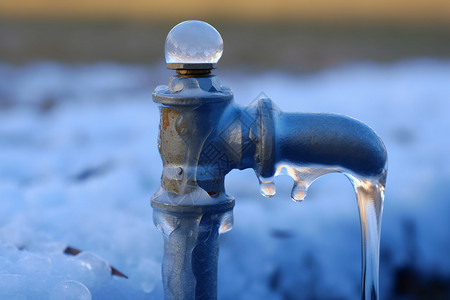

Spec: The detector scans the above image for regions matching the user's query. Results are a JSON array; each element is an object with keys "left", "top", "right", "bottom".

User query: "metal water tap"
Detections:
[{"left": 151, "top": 21, "right": 387, "bottom": 300}]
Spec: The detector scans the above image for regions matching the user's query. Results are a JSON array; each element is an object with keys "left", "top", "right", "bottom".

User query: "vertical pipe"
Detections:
[{"left": 152, "top": 201, "right": 234, "bottom": 300}]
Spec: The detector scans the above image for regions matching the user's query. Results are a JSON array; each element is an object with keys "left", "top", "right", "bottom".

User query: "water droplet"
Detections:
[
  {"left": 260, "top": 181, "right": 276, "bottom": 197},
  {"left": 257, "top": 175, "right": 276, "bottom": 197},
  {"left": 291, "top": 183, "right": 306, "bottom": 202}
]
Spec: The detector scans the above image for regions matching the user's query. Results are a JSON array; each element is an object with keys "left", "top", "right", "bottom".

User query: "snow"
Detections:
[{"left": 0, "top": 59, "right": 449, "bottom": 299}]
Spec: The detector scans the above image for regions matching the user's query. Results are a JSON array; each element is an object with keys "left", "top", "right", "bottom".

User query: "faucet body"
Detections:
[{"left": 152, "top": 74, "right": 387, "bottom": 299}]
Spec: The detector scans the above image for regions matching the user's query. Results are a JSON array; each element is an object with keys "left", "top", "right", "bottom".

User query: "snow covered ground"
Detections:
[{"left": 0, "top": 59, "right": 449, "bottom": 299}]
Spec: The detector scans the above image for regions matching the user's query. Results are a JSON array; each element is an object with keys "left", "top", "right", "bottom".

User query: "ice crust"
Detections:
[{"left": 0, "top": 60, "right": 449, "bottom": 298}]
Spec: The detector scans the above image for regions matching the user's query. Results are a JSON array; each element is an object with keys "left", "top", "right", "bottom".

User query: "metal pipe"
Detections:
[
  {"left": 152, "top": 201, "right": 234, "bottom": 300},
  {"left": 275, "top": 112, "right": 387, "bottom": 177},
  {"left": 151, "top": 20, "right": 387, "bottom": 300}
]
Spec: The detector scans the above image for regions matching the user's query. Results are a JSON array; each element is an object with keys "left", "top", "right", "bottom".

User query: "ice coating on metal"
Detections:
[
  {"left": 165, "top": 20, "right": 223, "bottom": 64},
  {"left": 152, "top": 69, "right": 388, "bottom": 298},
  {"left": 152, "top": 202, "right": 234, "bottom": 300},
  {"left": 257, "top": 163, "right": 387, "bottom": 299},
  {"left": 152, "top": 75, "right": 235, "bottom": 206},
  {"left": 151, "top": 104, "right": 223, "bottom": 205}
]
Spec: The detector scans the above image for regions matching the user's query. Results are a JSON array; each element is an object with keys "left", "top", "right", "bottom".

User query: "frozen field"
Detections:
[{"left": 0, "top": 59, "right": 449, "bottom": 299}]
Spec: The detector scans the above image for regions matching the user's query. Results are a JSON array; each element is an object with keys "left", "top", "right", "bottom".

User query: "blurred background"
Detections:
[
  {"left": 1, "top": 1, "right": 449, "bottom": 299},
  {"left": 1, "top": 0, "right": 450, "bottom": 70}
]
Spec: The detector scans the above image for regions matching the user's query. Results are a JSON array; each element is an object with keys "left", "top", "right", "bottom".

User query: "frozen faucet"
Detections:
[{"left": 151, "top": 21, "right": 387, "bottom": 300}]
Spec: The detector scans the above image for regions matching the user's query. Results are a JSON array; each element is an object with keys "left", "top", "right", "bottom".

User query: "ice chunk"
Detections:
[
  {"left": 16, "top": 253, "right": 52, "bottom": 275},
  {"left": 165, "top": 20, "right": 223, "bottom": 64},
  {"left": 48, "top": 280, "right": 91, "bottom": 300},
  {"left": 69, "top": 251, "right": 112, "bottom": 288}
]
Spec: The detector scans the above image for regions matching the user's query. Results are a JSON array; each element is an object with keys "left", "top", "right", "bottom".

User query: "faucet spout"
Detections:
[{"left": 275, "top": 112, "right": 387, "bottom": 177}]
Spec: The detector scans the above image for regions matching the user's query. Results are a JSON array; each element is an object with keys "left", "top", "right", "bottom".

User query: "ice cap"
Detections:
[{"left": 165, "top": 20, "right": 223, "bottom": 70}]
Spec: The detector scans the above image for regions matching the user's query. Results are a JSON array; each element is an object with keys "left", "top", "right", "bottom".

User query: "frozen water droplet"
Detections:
[
  {"left": 66, "top": 252, "right": 112, "bottom": 289},
  {"left": 165, "top": 20, "right": 223, "bottom": 64},
  {"left": 260, "top": 182, "right": 276, "bottom": 197},
  {"left": 274, "top": 164, "right": 336, "bottom": 202},
  {"left": 258, "top": 177, "right": 276, "bottom": 197},
  {"left": 48, "top": 280, "right": 92, "bottom": 300},
  {"left": 291, "top": 183, "right": 306, "bottom": 202},
  {"left": 272, "top": 162, "right": 387, "bottom": 298}
]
